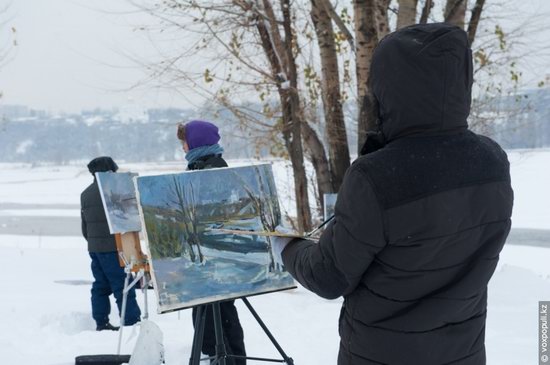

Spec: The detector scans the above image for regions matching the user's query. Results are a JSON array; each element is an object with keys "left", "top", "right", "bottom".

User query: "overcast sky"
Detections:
[
  {"left": 0, "top": 0, "right": 549, "bottom": 113},
  {"left": 0, "top": 0, "right": 192, "bottom": 113}
]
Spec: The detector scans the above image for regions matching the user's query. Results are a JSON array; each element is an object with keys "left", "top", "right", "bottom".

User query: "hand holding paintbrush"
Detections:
[{"left": 271, "top": 215, "right": 335, "bottom": 265}]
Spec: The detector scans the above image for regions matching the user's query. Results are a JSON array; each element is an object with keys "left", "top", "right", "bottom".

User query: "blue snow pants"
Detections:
[{"left": 90, "top": 252, "right": 141, "bottom": 326}]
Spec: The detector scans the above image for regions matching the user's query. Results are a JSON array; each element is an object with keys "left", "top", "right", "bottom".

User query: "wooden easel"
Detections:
[{"left": 115, "top": 231, "right": 149, "bottom": 272}]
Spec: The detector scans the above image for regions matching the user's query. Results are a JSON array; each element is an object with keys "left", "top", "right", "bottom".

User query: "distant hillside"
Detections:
[
  {"left": 1, "top": 89, "right": 549, "bottom": 164},
  {"left": 0, "top": 106, "right": 267, "bottom": 164},
  {"left": 486, "top": 88, "right": 550, "bottom": 149}
]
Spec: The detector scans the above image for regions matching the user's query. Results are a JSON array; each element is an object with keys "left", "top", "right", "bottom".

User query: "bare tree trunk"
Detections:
[
  {"left": 311, "top": 0, "right": 350, "bottom": 191},
  {"left": 467, "top": 0, "right": 486, "bottom": 45},
  {"left": 281, "top": 0, "right": 312, "bottom": 232},
  {"left": 262, "top": 0, "right": 288, "bottom": 67},
  {"left": 375, "top": 0, "right": 391, "bottom": 38},
  {"left": 444, "top": 0, "right": 467, "bottom": 29},
  {"left": 419, "top": 0, "right": 433, "bottom": 24},
  {"left": 301, "top": 120, "right": 333, "bottom": 210},
  {"left": 253, "top": 0, "right": 312, "bottom": 232},
  {"left": 281, "top": 101, "right": 312, "bottom": 233},
  {"left": 396, "top": 0, "right": 418, "bottom": 29},
  {"left": 354, "top": 0, "right": 379, "bottom": 153}
]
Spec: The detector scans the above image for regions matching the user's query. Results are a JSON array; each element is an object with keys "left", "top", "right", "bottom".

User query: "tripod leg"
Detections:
[
  {"left": 117, "top": 268, "right": 131, "bottom": 355},
  {"left": 212, "top": 302, "right": 227, "bottom": 365},
  {"left": 242, "top": 297, "right": 294, "bottom": 365},
  {"left": 141, "top": 270, "right": 149, "bottom": 320},
  {"left": 190, "top": 306, "right": 207, "bottom": 365}
]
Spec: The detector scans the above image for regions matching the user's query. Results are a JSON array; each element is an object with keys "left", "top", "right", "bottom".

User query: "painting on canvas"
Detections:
[
  {"left": 96, "top": 172, "right": 142, "bottom": 234},
  {"left": 136, "top": 164, "right": 295, "bottom": 313},
  {"left": 323, "top": 193, "right": 337, "bottom": 221}
]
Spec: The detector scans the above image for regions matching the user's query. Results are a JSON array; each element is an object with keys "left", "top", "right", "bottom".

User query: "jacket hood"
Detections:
[{"left": 370, "top": 23, "right": 473, "bottom": 142}]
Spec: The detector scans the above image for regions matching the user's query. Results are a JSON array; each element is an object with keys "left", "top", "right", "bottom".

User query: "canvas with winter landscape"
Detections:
[
  {"left": 96, "top": 172, "right": 142, "bottom": 234},
  {"left": 136, "top": 164, "right": 295, "bottom": 312},
  {"left": 323, "top": 193, "right": 337, "bottom": 221}
]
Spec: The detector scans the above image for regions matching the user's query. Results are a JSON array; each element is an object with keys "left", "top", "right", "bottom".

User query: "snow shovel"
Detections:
[
  {"left": 74, "top": 320, "right": 164, "bottom": 365},
  {"left": 128, "top": 320, "right": 164, "bottom": 365}
]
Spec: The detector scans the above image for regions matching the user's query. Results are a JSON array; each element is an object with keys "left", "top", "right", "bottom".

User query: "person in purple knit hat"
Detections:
[
  {"left": 177, "top": 120, "right": 228, "bottom": 170},
  {"left": 177, "top": 120, "right": 247, "bottom": 365}
]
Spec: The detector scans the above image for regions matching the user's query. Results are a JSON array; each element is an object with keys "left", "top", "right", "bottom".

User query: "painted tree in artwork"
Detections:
[
  {"left": 168, "top": 176, "right": 204, "bottom": 264},
  {"left": 236, "top": 166, "right": 280, "bottom": 271},
  {"left": 258, "top": 166, "right": 283, "bottom": 271}
]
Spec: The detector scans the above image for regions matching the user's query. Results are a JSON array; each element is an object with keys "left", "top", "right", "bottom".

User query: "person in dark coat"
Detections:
[
  {"left": 81, "top": 156, "right": 141, "bottom": 331},
  {"left": 274, "top": 23, "right": 513, "bottom": 365},
  {"left": 177, "top": 120, "right": 246, "bottom": 365}
]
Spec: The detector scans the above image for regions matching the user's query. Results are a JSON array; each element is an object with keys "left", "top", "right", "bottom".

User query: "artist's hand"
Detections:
[{"left": 271, "top": 225, "right": 297, "bottom": 266}]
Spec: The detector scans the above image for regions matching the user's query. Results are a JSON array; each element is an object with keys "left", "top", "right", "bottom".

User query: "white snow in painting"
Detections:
[{"left": 0, "top": 150, "right": 549, "bottom": 364}]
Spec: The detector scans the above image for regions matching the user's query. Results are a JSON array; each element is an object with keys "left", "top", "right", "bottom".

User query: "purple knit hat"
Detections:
[{"left": 184, "top": 120, "right": 221, "bottom": 150}]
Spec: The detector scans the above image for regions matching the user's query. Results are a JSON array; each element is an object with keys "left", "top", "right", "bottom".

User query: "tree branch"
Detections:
[
  {"left": 318, "top": 0, "right": 355, "bottom": 51},
  {"left": 467, "top": 0, "right": 485, "bottom": 45},
  {"left": 419, "top": 0, "right": 433, "bottom": 24},
  {"left": 444, "top": 0, "right": 467, "bottom": 28}
]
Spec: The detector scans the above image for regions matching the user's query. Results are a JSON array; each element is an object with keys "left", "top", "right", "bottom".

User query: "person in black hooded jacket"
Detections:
[
  {"left": 81, "top": 156, "right": 141, "bottom": 331},
  {"left": 177, "top": 120, "right": 247, "bottom": 365},
  {"left": 274, "top": 23, "right": 513, "bottom": 365}
]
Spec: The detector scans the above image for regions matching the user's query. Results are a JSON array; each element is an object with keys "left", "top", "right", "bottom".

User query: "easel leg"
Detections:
[
  {"left": 189, "top": 299, "right": 294, "bottom": 364},
  {"left": 212, "top": 302, "right": 227, "bottom": 365},
  {"left": 241, "top": 297, "right": 294, "bottom": 365},
  {"left": 117, "top": 269, "right": 131, "bottom": 355},
  {"left": 142, "top": 271, "right": 149, "bottom": 320},
  {"left": 190, "top": 306, "right": 207, "bottom": 365}
]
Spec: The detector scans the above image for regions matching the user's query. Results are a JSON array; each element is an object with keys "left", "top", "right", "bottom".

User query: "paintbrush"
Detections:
[
  {"left": 304, "top": 214, "right": 335, "bottom": 238},
  {"left": 206, "top": 214, "right": 335, "bottom": 239}
]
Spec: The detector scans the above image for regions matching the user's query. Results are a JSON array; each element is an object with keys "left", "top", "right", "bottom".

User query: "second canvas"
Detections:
[
  {"left": 96, "top": 172, "right": 142, "bottom": 234},
  {"left": 136, "top": 164, "right": 295, "bottom": 313}
]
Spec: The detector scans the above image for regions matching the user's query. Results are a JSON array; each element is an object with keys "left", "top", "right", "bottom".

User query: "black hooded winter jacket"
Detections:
[
  {"left": 282, "top": 23, "right": 513, "bottom": 365},
  {"left": 81, "top": 157, "right": 118, "bottom": 253}
]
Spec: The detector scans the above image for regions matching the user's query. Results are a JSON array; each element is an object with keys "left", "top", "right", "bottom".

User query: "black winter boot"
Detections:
[{"left": 96, "top": 322, "right": 120, "bottom": 331}]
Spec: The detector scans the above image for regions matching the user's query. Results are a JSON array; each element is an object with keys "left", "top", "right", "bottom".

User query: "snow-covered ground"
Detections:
[
  {"left": 0, "top": 150, "right": 549, "bottom": 364},
  {"left": 508, "top": 149, "right": 550, "bottom": 229}
]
